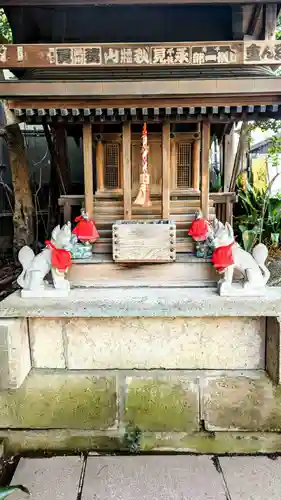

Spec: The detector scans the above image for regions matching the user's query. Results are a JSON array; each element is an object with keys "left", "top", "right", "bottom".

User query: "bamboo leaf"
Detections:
[{"left": 0, "top": 486, "right": 30, "bottom": 499}]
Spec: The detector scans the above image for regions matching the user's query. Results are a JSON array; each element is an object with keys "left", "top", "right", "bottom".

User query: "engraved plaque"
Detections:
[{"left": 112, "top": 220, "right": 176, "bottom": 263}]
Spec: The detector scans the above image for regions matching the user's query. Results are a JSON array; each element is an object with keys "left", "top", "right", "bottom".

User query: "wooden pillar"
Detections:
[
  {"left": 264, "top": 4, "right": 277, "bottom": 40},
  {"left": 96, "top": 140, "right": 104, "bottom": 192},
  {"left": 82, "top": 123, "right": 94, "bottom": 219},
  {"left": 192, "top": 123, "right": 201, "bottom": 191},
  {"left": 162, "top": 121, "right": 170, "bottom": 219},
  {"left": 122, "top": 121, "right": 132, "bottom": 220},
  {"left": 200, "top": 120, "right": 211, "bottom": 219},
  {"left": 53, "top": 125, "right": 70, "bottom": 194},
  {"left": 170, "top": 137, "right": 177, "bottom": 190},
  {"left": 224, "top": 128, "right": 235, "bottom": 191}
]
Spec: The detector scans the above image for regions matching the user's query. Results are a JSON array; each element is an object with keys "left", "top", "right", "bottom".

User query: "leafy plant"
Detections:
[
  {"left": 0, "top": 486, "right": 29, "bottom": 499},
  {"left": 0, "top": 9, "right": 12, "bottom": 43},
  {"left": 236, "top": 175, "right": 281, "bottom": 252},
  {"left": 123, "top": 424, "right": 142, "bottom": 453}
]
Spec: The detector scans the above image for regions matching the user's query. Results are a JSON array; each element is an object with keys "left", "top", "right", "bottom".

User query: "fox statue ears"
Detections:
[
  {"left": 51, "top": 224, "right": 72, "bottom": 242},
  {"left": 225, "top": 222, "right": 234, "bottom": 240},
  {"left": 212, "top": 218, "right": 226, "bottom": 238},
  {"left": 51, "top": 225, "right": 61, "bottom": 241}
]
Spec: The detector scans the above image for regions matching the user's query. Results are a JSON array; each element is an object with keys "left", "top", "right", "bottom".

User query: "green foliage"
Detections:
[
  {"left": 236, "top": 179, "right": 281, "bottom": 252},
  {"left": 123, "top": 424, "right": 142, "bottom": 453},
  {"left": 0, "top": 9, "right": 12, "bottom": 42},
  {"left": 0, "top": 486, "right": 29, "bottom": 499},
  {"left": 238, "top": 225, "right": 259, "bottom": 253}
]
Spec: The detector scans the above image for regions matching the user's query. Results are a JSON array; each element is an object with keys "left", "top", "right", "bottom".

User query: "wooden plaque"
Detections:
[{"left": 112, "top": 220, "right": 176, "bottom": 263}]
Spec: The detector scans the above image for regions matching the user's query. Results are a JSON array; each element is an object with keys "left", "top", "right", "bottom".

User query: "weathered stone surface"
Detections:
[
  {"left": 1, "top": 287, "right": 281, "bottom": 318},
  {"left": 82, "top": 456, "right": 226, "bottom": 500},
  {"left": 2, "top": 430, "right": 123, "bottom": 454},
  {"left": 65, "top": 317, "right": 264, "bottom": 370},
  {"left": 0, "top": 371, "right": 117, "bottom": 429},
  {"left": 141, "top": 432, "right": 281, "bottom": 454},
  {"left": 203, "top": 373, "right": 281, "bottom": 431},
  {"left": 0, "top": 318, "right": 31, "bottom": 390},
  {"left": 266, "top": 316, "right": 281, "bottom": 384},
  {"left": 125, "top": 376, "right": 199, "bottom": 432},
  {"left": 220, "top": 456, "right": 281, "bottom": 500},
  {"left": 11, "top": 457, "right": 82, "bottom": 500},
  {"left": 3, "top": 429, "right": 281, "bottom": 454},
  {"left": 29, "top": 318, "right": 66, "bottom": 369}
]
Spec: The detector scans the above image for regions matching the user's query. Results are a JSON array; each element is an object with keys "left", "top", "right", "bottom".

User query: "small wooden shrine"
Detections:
[
  {"left": 0, "top": 0, "right": 281, "bottom": 283},
  {"left": 1, "top": 0, "right": 281, "bottom": 458}
]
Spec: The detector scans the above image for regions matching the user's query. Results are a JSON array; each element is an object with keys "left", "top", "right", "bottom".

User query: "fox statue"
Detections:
[
  {"left": 17, "top": 223, "right": 72, "bottom": 292},
  {"left": 209, "top": 220, "right": 270, "bottom": 295}
]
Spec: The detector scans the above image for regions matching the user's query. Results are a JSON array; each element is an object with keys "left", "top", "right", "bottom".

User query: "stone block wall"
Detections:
[
  {"left": 28, "top": 317, "right": 265, "bottom": 370},
  {"left": 1, "top": 315, "right": 281, "bottom": 454}
]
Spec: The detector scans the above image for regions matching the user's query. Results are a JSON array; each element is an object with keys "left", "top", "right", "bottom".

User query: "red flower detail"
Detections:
[
  {"left": 72, "top": 218, "right": 99, "bottom": 243},
  {"left": 45, "top": 241, "right": 72, "bottom": 272},
  {"left": 212, "top": 243, "right": 234, "bottom": 273},
  {"left": 188, "top": 218, "right": 209, "bottom": 241}
]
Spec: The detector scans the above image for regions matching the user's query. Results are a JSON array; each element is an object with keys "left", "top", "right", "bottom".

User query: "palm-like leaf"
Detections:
[{"left": 0, "top": 486, "right": 30, "bottom": 499}]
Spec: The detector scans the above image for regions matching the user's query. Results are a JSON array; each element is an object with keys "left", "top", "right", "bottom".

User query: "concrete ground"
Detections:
[{"left": 10, "top": 455, "right": 281, "bottom": 500}]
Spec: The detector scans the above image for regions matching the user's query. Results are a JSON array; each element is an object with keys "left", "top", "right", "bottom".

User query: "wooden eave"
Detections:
[
  {"left": 7, "top": 103, "right": 281, "bottom": 124},
  {"left": 3, "top": 78, "right": 281, "bottom": 123},
  {"left": 1, "top": 78, "right": 281, "bottom": 99}
]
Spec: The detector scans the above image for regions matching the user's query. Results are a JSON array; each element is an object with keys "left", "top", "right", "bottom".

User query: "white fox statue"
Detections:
[
  {"left": 17, "top": 223, "right": 72, "bottom": 296},
  {"left": 210, "top": 220, "right": 270, "bottom": 296}
]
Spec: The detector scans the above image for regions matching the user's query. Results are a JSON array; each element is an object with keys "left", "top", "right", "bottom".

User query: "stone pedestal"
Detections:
[{"left": 1, "top": 288, "right": 281, "bottom": 453}]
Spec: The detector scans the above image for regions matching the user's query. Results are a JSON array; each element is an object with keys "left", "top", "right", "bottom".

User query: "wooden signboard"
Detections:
[
  {"left": 112, "top": 220, "right": 176, "bottom": 263},
  {"left": 1, "top": 41, "right": 281, "bottom": 69}
]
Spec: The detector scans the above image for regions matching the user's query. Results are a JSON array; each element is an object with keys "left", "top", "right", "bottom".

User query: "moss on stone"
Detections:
[
  {"left": 204, "top": 373, "right": 281, "bottom": 432},
  {"left": 3, "top": 429, "right": 281, "bottom": 455},
  {"left": 0, "top": 371, "right": 117, "bottom": 429},
  {"left": 3, "top": 431, "right": 123, "bottom": 455},
  {"left": 141, "top": 431, "right": 281, "bottom": 454},
  {"left": 125, "top": 376, "right": 199, "bottom": 432}
]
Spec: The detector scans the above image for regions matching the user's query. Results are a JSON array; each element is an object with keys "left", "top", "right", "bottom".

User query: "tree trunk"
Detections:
[{"left": 6, "top": 123, "right": 34, "bottom": 254}]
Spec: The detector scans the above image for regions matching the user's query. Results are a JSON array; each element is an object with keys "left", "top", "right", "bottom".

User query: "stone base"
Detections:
[
  {"left": 1, "top": 287, "right": 281, "bottom": 454},
  {"left": 21, "top": 286, "right": 70, "bottom": 298},
  {"left": 1, "top": 371, "right": 281, "bottom": 454},
  {"left": 4, "top": 430, "right": 281, "bottom": 455},
  {"left": 218, "top": 282, "right": 268, "bottom": 297}
]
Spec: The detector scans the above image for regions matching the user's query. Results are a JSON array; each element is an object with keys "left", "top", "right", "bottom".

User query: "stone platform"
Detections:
[
  {"left": 10, "top": 455, "right": 281, "bottom": 500},
  {"left": 1, "top": 286, "right": 281, "bottom": 318},
  {"left": 1, "top": 287, "right": 281, "bottom": 454}
]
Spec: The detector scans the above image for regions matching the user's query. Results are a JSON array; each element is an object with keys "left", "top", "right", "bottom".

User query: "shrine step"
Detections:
[{"left": 67, "top": 255, "right": 218, "bottom": 288}]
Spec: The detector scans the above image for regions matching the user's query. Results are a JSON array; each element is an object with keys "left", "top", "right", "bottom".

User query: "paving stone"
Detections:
[
  {"left": 220, "top": 456, "right": 281, "bottom": 500},
  {"left": 11, "top": 456, "right": 83, "bottom": 500},
  {"left": 82, "top": 456, "right": 226, "bottom": 500}
]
